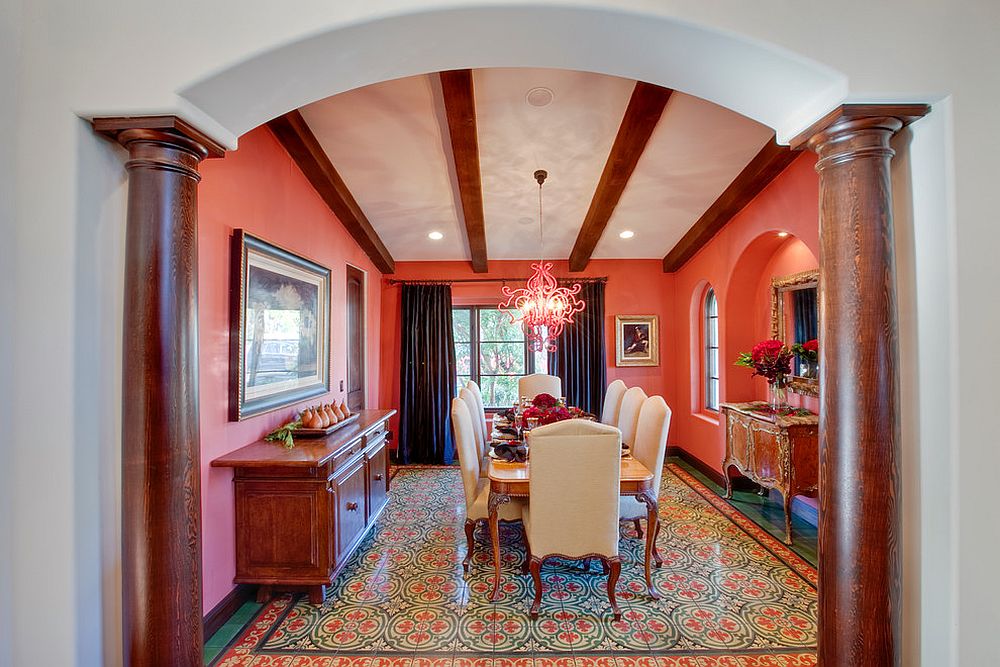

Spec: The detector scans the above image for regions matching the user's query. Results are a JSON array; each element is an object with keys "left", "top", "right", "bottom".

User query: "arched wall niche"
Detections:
[
  {"left": 725, "top": 233, "right": 819, "bottom": 410},
  {"left": 175, "top": 5, "right": 847, "bottom": 145}
]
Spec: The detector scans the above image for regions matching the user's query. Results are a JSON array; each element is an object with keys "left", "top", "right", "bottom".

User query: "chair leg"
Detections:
[
  {"left": 522, "top": 530, "right": 532, "bottom": 574},
  {"left": 652, "top": 519, "right": 663, "bottom": 568},
  {"left": 463, "top": 519, "right": 475, "bottom": 572},
  {"left": 529, "top": 558, "right": 543, "bottom": 619},
  {"left": 582, "top": 558, "right": 591, "bottom": 573},
  {"left": 601, "top": 559, "right": 610, "bottom": 575},
  {"left": 606, "top": 558, "right": 622, "bottom": 622},
  {"left": 633, "top": 518, "right": 644, "bottom": 539}
]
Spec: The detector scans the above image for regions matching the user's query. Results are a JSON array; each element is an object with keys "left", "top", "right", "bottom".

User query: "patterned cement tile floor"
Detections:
[{"left": 208, "top": 462, "right": 818, "bottom": 666}]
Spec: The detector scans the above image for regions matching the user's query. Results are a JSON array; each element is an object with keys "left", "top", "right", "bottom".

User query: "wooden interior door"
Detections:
[{"left": 346, "top": 265, "right": 366, "bottom": 411}]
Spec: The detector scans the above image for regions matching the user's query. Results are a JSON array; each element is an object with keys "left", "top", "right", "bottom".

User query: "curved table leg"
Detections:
[
  {"left": 636, "top": 491, "right": 661, "bottom": 600},
  {"left": 487, "top": 491, "right": 510, "bottom": 602}
]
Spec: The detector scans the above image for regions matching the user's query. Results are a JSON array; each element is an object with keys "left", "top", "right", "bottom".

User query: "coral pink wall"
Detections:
[
  {"left": 379, "top": 259, "right": 678, "bottom": 442},
  {"left": 197, "top": 126, "right": 383, "bottom": 612},
  {"left": 671, "top": 153, "right": 819, "bottom": 477}
]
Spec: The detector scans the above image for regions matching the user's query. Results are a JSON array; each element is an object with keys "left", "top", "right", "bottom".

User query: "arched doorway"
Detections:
[{"left": 92, "top": 7, "right": 925, "bottom": 665}]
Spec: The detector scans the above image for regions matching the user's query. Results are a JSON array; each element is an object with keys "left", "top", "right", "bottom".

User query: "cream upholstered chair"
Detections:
[
  {"left": 619, "top": 396, "right": 672, "bottom": 558},
  {"left": 518, "top": 373, "right": 562, "bottom": 401},
  {"left": 617, "top": 386, "right": 647, "bottom": 449},
  {"left": 465, "top": 380, "right": 489, "bottom": 443},
  {"left": 601, "top": 379, "right": 628, "bottom": 425},
  {"left": 451, "top": 398, "right": 525, "bottom": 572},
  {"left": 522, "top": 419, "right": 623, "bottom": 620},
  {"left": 459, "top": 387, "right": 489, "bottom": 476}
]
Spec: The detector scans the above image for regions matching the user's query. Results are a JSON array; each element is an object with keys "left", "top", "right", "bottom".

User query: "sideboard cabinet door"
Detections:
[
  {"left": 366, "top": 437, "right": 389, "bottom": 521},
  {"left": 332, "top": 456, "right": 367, "bottom": 563},
  {"left": 235, "top": 479, "right": 329, "bottom": 582}
]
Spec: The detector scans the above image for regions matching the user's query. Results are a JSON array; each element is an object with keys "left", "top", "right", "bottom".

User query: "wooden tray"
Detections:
[{"left": 291, "top": 412, "right": 360, "bottom": 438}]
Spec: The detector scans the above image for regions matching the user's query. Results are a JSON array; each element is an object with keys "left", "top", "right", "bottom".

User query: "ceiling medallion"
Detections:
[{"left": 499, "top": 170, "right": 585, "bottom": 353}]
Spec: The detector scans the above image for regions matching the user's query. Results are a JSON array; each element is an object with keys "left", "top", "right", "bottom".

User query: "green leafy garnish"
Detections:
[{"left": 264, "top": 419, "right": 302, "bottom": 449}]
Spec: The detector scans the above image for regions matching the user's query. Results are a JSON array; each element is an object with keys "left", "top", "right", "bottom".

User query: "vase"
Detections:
[{"left": 769, "top": 378, "right": 789, "bottom": 413}]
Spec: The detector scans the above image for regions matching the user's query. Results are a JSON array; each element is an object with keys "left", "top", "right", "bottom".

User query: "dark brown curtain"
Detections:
[
  {"left": 549, "top": 280, "right": 607, "bottom": 416},
  {"left": 399, "top": 284, "right": 456, "bottom": 464}
]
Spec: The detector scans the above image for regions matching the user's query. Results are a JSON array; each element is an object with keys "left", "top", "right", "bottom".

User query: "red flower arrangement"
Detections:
[
  {"left": 735, "top": 339, "right": 793, "bottom": 385},
  {"left": 791, "top": 338, "right": 819, "bottom": 362},
  {"left": 531, "top": 392, "right": 559, "bottom": 409},
  {"left": 522, "top": 393, "right": 589, "bottom": 424}
]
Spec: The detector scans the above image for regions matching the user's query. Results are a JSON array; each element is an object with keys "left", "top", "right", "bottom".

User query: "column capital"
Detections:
[
  {"left": 93, "top": 115, "right": 227, "bottom": 158},
  {"left": 788, "top": 103, "right": 929, "bottom": 152}
]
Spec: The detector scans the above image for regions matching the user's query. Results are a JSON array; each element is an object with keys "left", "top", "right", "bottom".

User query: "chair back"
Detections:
[
  {"left": 465, "top": 380, "right": 489, "bottom": 439},
  {"left": 526, "top": 419, "right": 621, "bottom": 558},
  {"left": 617, "top": 386, "right": 648, "bottom": 448},
  {"left": 601, "top": 379, "right": 628, "bottom": 425},
  {"left": 632, "top": 396, "right": 672, "bottom": 494},
  {"left": 450, "top": 398, "right": 481, "bottom": 513},
  {"left": 518, "top": 373, "right": 562, "bottom": 401},
  {"left": 459, "top": 386, "right": 486, "bottom": 460}
]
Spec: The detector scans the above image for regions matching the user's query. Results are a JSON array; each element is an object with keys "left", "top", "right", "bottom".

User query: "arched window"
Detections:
[{"left": 704, "top": 288, "right": 719, "bottom": 411}]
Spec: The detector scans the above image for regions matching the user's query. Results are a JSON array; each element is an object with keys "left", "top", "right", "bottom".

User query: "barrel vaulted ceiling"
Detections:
[{"left": 288, "top": 68, "right": 785, "bottom": 272}]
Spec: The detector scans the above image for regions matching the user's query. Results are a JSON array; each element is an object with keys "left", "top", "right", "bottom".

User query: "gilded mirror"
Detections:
[{"left": 770, "top": 269, "right": 819, "bottom": 397}]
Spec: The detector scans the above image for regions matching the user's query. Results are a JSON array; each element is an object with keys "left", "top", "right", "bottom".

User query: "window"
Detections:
[
  {"left": 704, "top": 288, "right": 720, "bottom": 411},
  {"left": 453, "top": 306, "right": 548, "bottom": 409}
]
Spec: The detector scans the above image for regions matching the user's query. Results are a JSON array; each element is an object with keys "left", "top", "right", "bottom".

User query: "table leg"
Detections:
[
  {"left": 487, "top": 492, "right": 510, "bottom": 602},
  {"left": 636, "top": 491, "right": 661, "bottom": 600}
]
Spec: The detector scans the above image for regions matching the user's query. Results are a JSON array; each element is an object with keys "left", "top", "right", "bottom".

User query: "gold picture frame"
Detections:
[{"left": 615, "top": 315, "right": 659, "bottom": 367}]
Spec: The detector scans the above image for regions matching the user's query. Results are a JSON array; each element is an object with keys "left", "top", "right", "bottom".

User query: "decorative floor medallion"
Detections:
[{"left": 211, "top": 465, "right": 817, "bottom": 666}]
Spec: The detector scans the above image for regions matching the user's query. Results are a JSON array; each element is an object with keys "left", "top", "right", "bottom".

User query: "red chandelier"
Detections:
[{"left": 499, "top": 170, "right": 585, "bottom": 352}]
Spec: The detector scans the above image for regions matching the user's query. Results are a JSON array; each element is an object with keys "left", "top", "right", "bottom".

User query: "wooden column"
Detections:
[
  {"left": 796, "top": 105, "right": 927, "bottom": 667},
  {"left": 95, "top": 118, "right": 223, "bottom": 666}
]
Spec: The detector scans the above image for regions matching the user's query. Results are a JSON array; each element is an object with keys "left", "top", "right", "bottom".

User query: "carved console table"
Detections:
[{"left": 720, "top": 402, "right": 818, "bottom": 544}]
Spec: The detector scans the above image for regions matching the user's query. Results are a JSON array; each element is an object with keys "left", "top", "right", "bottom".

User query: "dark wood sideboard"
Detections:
[
  {"left": 212, "top": 409, "right": 396, "bottom": 603},
  {"left": 720, "top": 402, "right": 818, "bottom": 544}
]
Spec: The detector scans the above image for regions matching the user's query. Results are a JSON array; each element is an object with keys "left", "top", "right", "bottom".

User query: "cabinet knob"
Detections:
[
  {"left": 346, "top": 502, "right": 359, "bottom": 511},
  {"left": 374, "top": 473, "right": 383, "bottom": 481}
]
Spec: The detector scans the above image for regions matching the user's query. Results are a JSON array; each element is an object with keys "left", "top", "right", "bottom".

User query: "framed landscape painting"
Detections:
[
  {"left": 230, "top": 230, "right": 331, "bottom": 420},
  {"left": 615, "top": 314, "right": 659, "bottom": 367}
]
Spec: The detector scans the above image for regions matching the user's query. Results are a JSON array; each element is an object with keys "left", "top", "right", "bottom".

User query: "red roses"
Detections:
[
  {"left": 531, "top": 392, "right": 559, "bottom": 409},
  {"left": 736, "top": 339, "right": 793, "bottom": 384}
]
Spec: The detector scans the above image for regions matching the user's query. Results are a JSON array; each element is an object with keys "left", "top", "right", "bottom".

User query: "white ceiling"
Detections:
[{"left": 299, "top": 68, "right": 773, "bottom": 262}]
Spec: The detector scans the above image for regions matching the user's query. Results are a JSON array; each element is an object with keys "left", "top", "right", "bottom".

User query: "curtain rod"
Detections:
[{"left": 388, "top": 276, "right": 608, "bottom": 286}]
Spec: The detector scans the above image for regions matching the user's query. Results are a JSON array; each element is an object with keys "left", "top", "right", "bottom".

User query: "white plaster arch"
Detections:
[{"left": 176, "top": 4, "right": 847, "bottom": 146}]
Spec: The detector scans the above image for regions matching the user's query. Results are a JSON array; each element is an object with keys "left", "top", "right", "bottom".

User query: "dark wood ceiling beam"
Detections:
[
  {"left": 440, "top": 69, "right": 488, "bottom": 273},
  {"left": 568, "top": 82, "right": 673, "bottom": 272},
  {"left": 661, "top": 137, "right": 799, "bottom": 272},
  {"left": 267, "top": 110, "right": 395, "bottom": 274}
]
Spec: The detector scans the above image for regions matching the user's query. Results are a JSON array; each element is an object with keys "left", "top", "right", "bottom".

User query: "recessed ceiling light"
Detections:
[
  {"left": 428, "top": 231, "right": 444, "bottom": 240},
  {"left": 776, "top": 231, "right": 789, "bottom": 238},
  {"left": 525, "top": 87, "right": 554, "bottom": 107},
  {"left": 619, "top": 230, "right": 635, "bottom": 239}
]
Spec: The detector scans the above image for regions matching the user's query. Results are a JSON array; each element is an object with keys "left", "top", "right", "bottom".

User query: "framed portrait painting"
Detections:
[
  {"left": 615, "top": 315, "right": 659, "bottom": 367},
  {"left": 230, "top": 230, "right": 331, "bottom": 420}
]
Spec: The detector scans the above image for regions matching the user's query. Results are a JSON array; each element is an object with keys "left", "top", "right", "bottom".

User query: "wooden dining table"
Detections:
[{"left": 486, "top": 455, "right": 662, "bottom": 602}]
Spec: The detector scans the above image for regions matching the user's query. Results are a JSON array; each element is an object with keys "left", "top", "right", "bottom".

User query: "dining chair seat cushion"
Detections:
[
  {"left": 619, "top": 495, "right": 650, "bottom": 521},
  {"left": 469, "top": 478, "right": 525, "bottom": 522}
]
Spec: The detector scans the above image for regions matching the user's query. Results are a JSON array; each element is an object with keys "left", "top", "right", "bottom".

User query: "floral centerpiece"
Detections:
[
  {"left": 522, "top": 392, "right": 589, "bottom": 425},
  {"left": 735, "top": 339, "right": 794, "bottom": 412},
  {"left": 791, "top": 338, "right": 819, "bottom": 379}
]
